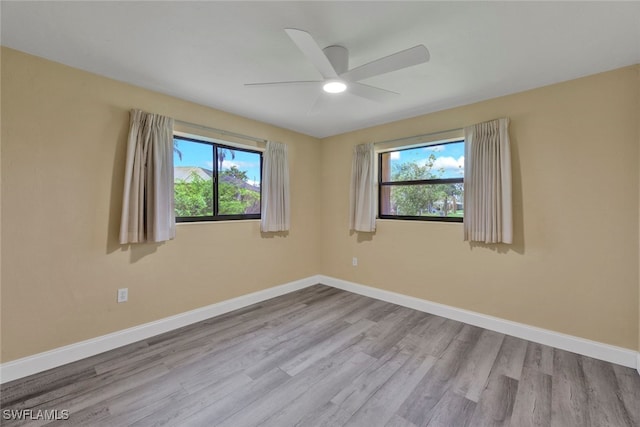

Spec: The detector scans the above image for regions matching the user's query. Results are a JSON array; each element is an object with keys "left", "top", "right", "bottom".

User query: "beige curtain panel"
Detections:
[
  {"left": 261, "top": 141, "right": 290, "bottom": 232},
  {"left": 349, "top": 143, "right": 376, "bottom": 232},
  {"left": 463, "top": 118, "right": 513, "bottom": 244},
  {"left": 119, "top": 109, "right": 175, "bottom": 244}
]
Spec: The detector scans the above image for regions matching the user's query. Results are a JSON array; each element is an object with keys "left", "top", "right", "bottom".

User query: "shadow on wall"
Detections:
[
  {"left": 106, "top": 108, "right": 130, "bottom": 256},
  {"left": 261, "top": 231, "right": 289, "bottom": 239},
  {"left": 127, "top": 242, "right": 163, "bottom": 262},
  {"left": 350, "top": 231, "right": 374, "bottom": 243}
]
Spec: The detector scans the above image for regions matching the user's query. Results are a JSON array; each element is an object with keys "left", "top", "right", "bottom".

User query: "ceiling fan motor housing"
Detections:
[{"left": 323, "top": 45, "right": 349, "bottom": 75}]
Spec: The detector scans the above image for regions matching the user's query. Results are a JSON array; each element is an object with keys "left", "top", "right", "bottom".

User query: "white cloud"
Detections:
[
  {"left": 205, "top": 161, "right": 214, "bottom": 169},
  {"left": 432, "top": 156, "right": 464, "bottom": 176},
  {"left": 221, "top": 160, "right": 239, "bottom": 169},
  {"left": 220, "top": 160, "right": 259, "bottom": 170},
  {"left": 390, "top": 151, "right": 400, "bottom": 160}
]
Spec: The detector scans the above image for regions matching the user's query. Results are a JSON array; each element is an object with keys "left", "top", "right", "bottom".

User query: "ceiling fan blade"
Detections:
[
  {"left": 347, "top": 82, "right": 399, "bottom": 103},
  {"left": 284, "top": 28, "right": 338, "bottom": 79},
  {"left": 341, "top": 45, "right": 429, "bottom": 82},
  {"left": 308, "top": 93, "right": 331, "bottom": 115},
  {"left": 245, "top": 80, "right": 322, "bottom": 88}
]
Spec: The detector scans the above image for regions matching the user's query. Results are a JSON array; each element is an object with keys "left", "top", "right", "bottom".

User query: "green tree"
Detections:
[
  {"left": 390, "top": 154, "right": 462, "bottom": 217},
  {"left": 174, "top": 165, "right": 261, "bottom": 217},
  {"left": 220, "top": 165, "right": 248, "bottom": 181},
  {"left": 218, "top": 165, "right": 260, "bottom": 215},
  {"left": 174, "top": 173, "right": 212, "bottom": 216},
  {"left": 391, "top": 155, "right": 438, "bottom": 216},
  {"left": 218, "top": 182, "right": 260, "bottom": 215}
]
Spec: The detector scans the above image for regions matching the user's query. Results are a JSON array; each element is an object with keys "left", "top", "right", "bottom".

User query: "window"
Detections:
[
  {"left": 173, "top": 135, "right": 262, "bottom": 222},
  {"left": 379, "top": 139, "right": 464, "bottom": 222}
]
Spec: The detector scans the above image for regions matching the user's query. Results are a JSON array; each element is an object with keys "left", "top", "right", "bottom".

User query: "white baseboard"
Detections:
[
  {"left": 2, "top": 273, "right": 637, "bottom": 384},
  {"left": 0, "top": 275, "right": 321, "bottom": 384},
  {"left": 319, "top": 275, "right": 639, "bottom": 371}
]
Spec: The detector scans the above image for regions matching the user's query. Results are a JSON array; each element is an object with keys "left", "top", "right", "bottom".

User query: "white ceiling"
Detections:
[{"left": 2, "top": 1, "right": 639, "bottom": 138}]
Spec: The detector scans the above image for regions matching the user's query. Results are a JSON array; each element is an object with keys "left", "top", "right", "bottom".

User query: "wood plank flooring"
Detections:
[{"left": 1, "top": 285, "right": 639, "bottom": 426}]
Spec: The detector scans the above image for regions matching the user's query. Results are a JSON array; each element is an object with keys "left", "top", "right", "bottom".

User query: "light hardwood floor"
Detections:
[{"left": 1, "top": 285, "right": 639, "bottom": 426}]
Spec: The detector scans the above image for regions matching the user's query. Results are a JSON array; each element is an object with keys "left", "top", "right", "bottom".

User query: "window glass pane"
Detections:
[
  {"left": 217, "top": 148, "right": 261, "bottom": 215},
  {"left": 173, "top": 136, "right": 262, "bottom": 221},
  {"left": 381, "top": 183, "right": 464, "bottom": 218},
  {"left": 381, "top": 141, "right": 465, "bottom": 182},
  {"left": 174, "top": 138, "right": 214, "bottom": 217}
]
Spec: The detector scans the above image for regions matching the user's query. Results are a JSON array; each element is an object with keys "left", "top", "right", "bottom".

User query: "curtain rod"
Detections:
[
  {"left": 374, "top": 126, "right": 464, "bottom": 146},
  {"left": 174, "top": 119, "right": 268, "bottom": 144}
]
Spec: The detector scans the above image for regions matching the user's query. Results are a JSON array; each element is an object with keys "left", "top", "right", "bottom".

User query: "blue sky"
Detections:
[
  {"left": 390, "top": 140, "right": 464, "bottom": 178},
  {"left": 174, "top": 138, "right": 262, "bottom": 185}
]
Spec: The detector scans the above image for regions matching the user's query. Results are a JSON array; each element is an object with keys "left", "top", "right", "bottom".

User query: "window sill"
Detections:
[
  {"left": 176, "top": 219, "right": 260, "bottom": 225},
  {"left": 376, "top": 218, "right": 463, "bottom": 225}
]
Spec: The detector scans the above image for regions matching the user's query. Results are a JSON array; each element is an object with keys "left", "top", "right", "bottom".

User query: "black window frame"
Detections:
[
  {"left": 174, "top": 135, "right": 263, "bottom": 223},
  {"left": 378, "top": 139, "right": 464, "bottom": 223}
]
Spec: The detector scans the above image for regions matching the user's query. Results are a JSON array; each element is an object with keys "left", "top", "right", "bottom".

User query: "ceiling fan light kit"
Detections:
[
  {"left": 246, "top": 28, "right": 430, "bottom": 108},
  {"left": 323, "top": 80, "right": 347, "bottom": 93}
]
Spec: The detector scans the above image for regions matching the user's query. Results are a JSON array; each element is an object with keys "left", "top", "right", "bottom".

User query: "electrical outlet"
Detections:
[
  {"left": 117, "top": 288, "right": 128, "bottom": 303},
  {"left": 352, "top": 257, "right": 358, "bottom": 267}
]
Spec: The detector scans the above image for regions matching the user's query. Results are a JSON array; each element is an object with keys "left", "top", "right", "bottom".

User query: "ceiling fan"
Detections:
[{"left": 245, "top": 29, "right": 430, "bottom": 111}]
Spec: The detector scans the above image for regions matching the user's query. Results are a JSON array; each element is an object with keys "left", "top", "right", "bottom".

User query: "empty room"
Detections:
[{"left": 1, "top": 1, "right": 639, "bottom": 426}]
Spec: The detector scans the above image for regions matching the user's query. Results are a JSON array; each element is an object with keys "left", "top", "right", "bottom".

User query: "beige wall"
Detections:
[
  {"left": 636, "top": 65, "right": 640, "bottom": 352},
  {"left": 0, "top": 48, "right": 321, "bottom": 362},
  {"left": 320, "top": 66, "right": 640, "bottom": 350},
  {"left": 1, "top": 46, "right": 639, "bottom": 363},
  {"left": 0, "top": 48, "right": 3, "bottom": 358}
]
